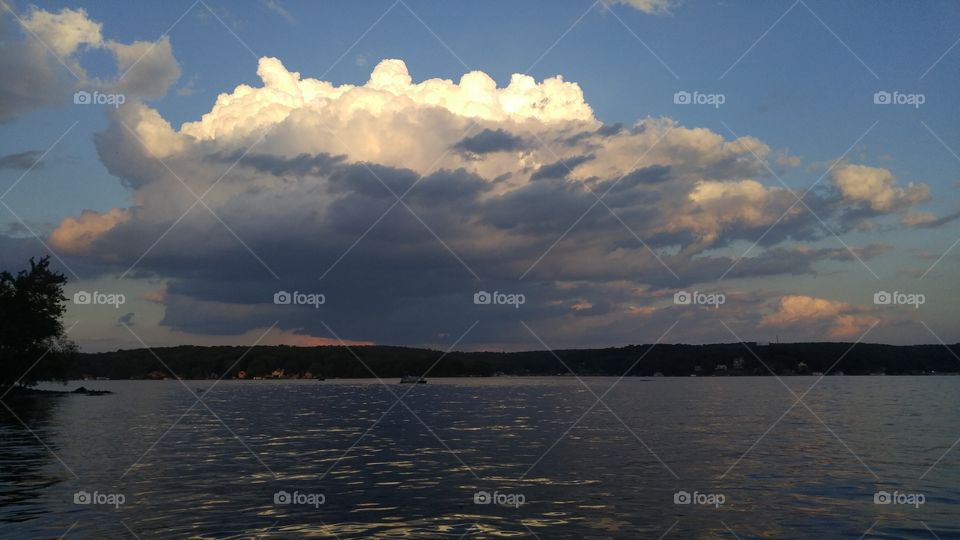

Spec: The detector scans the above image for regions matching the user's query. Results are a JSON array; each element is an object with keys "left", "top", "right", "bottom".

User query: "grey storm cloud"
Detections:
[
  {"left": 530, "top": 154, "right": 595, "bottom": 181},
  {"left": 227, "top": 152, "right": 347, "bottom": 177},
  {"left": 52, "top": 140, "right": 896, "bottom": 346},
  {"left": 0, "top": 22, "right": 72, "bottom": 123},
  {"left": 117, "top": 312, "right": 135, "bottom": 326},
  {"left": 452, "top": 128, "right": 529, "bottom": 154},
  {"left": 0, "top": 150, "right": 43, "bottom": 170}
]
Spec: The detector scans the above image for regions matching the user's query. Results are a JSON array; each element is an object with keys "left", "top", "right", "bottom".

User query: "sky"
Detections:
[{"left": 0, "top": 0, "right": 958, "bottom": 352}]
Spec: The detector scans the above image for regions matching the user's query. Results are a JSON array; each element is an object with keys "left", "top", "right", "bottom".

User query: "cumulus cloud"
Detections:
[
  {"left": 105, "top": 36, "right": 181, "bottom": 99},
  {"left": 44, "top": 58, "right": 934, "bottom": 347},
  {"left": 0, "top": 6, "right": 179, "bottom": 122},
  {"left": 832, "top": 163, "right": 929, "bottom": 213},
  {"left": 0, "top": 10, "right": 78, "bottom": 122},
  {"left": 49, "top": 208, "right": 130, "bottom": 255},
  {"left": 20, "top": 6, "right": 103, "bottom": 56},
  {"left": 760, "top": 295, "right": 877, "bottom": 339}
]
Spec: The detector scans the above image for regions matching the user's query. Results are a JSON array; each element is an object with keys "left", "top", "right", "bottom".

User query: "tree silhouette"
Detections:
[{"left": 0, "top": 257, "right": 75, "bottom": 388}]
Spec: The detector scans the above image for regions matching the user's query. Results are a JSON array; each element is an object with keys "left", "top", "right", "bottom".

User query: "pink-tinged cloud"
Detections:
[
  {"left": 143, "top": 289, "right": 166, "bottom": 304},
  {"left": 760, "top": 295, "right": 877, "bottom": 339},
  {"left": 49, "top": 208, "right": 129, "bottom": 255},
  {"left": 280, "top": 335, "right": 374, "bottom": 347}
]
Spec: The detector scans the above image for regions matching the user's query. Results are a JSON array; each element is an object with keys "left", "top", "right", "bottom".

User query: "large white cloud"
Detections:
[{"left": 44, "top": 57, "right": 937, "bottom": 346}]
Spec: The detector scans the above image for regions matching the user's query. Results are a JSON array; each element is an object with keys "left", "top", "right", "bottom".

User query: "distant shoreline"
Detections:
[{"left": 66, "top": 342, "right": 960, "bottom": 381}]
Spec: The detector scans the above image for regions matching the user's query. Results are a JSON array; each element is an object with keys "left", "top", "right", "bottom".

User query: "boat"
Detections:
[{"left": 400, "top": 375, "right": 427, "bottom": 384}]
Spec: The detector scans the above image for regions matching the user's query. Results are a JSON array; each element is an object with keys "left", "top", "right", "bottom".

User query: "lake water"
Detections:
[{"left": 1, "top": 377, "right": 959, "bottom": 539}]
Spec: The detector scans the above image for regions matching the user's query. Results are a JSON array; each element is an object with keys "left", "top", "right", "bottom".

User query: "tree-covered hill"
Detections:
[{"left": 69, "top": 342, "right": 960, "bottom": 380}]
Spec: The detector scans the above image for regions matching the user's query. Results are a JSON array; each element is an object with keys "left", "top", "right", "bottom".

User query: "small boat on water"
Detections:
[{"left": 400, "top": 375, "right": 427, "bottom": 384}]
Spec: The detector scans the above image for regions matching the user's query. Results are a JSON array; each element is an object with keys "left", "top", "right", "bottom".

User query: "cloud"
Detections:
[
  {"left": 453, "top": 128, "right": 528, "bottom": 155},
  {"left": 832, "top": 163, "right": 929, "bottom": 213},
  {"left": 180, "top": 57, "right": 596, "bottom": 143},
  {"left": 104, "top": 36, "right": 181, "bottom": 99},
  {"left": 0, "top": 6, "right": 179, "bottom": 122},
  {"left": 900, "top": 209, "right": 960, "bottom": 228},
  {"left": 530, "top": 154, "right": 594, "bottom": 180},
  {"left": 760, "top": 295, "right": 877, "bottom": 339},
  {"left": 20, "top": 6, "right": 103, "bottom": 56},
  {"left": 261, "top": 0, "right": 295, "bottom": 23},
  {"left": 49, "top": 208, "right": 130, "bottom": 255},
  {"left": 0, "top": 150, "right": 42, "bottom": 170},
  {"left": 143, "top": 289, "right": 166, "bottom": 304},
  {"left": 0, "top": 11, "right": 77, "bottom": 122},
  {"left": 176, "top": 75, "right": 198, "bottom": 96},
  {"left": 44, "top": 58, "right": 938, "bottom": 347},
  {"left": 610, "top": 0, "right": 677, "bottom": 15}
]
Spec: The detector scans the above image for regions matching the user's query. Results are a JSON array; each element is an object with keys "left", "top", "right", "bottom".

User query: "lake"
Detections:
[{"left": 1, "top": 377, "right": 959, "bottom": 538}]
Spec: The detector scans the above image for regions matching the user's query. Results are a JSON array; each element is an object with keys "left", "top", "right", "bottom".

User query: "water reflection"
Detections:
[
  {"left": 0, "top": 378, "right": 958, "bottom": 538},
  {"left": 0, "top": 394, "right": 69, "bottom": 527}
]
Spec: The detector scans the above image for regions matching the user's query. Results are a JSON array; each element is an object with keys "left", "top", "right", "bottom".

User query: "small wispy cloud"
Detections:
[
  {"left": 262, "top": 0, "right": 295, "bottom": 23},
  {"left": 0, "top": 150, "right": 44, "bottom": 170}
]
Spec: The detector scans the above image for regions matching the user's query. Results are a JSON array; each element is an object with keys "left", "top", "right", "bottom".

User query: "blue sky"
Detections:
[{"left": 1, "top": 0, "right": 958, "bottom": 351}]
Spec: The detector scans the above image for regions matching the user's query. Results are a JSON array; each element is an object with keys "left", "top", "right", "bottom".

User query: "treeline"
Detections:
[{"left": 69, "top": 342, "right": 960, "bottom": 380}]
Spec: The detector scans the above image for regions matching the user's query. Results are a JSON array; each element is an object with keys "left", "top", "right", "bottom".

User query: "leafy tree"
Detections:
[{"left": 0, "top": 257, "right": 75, "bottom": 388}]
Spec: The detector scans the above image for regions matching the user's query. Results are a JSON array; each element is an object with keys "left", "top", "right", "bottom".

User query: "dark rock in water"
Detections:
[{"left": 73, "top": 386, "right": 87, "bottom": 393}]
